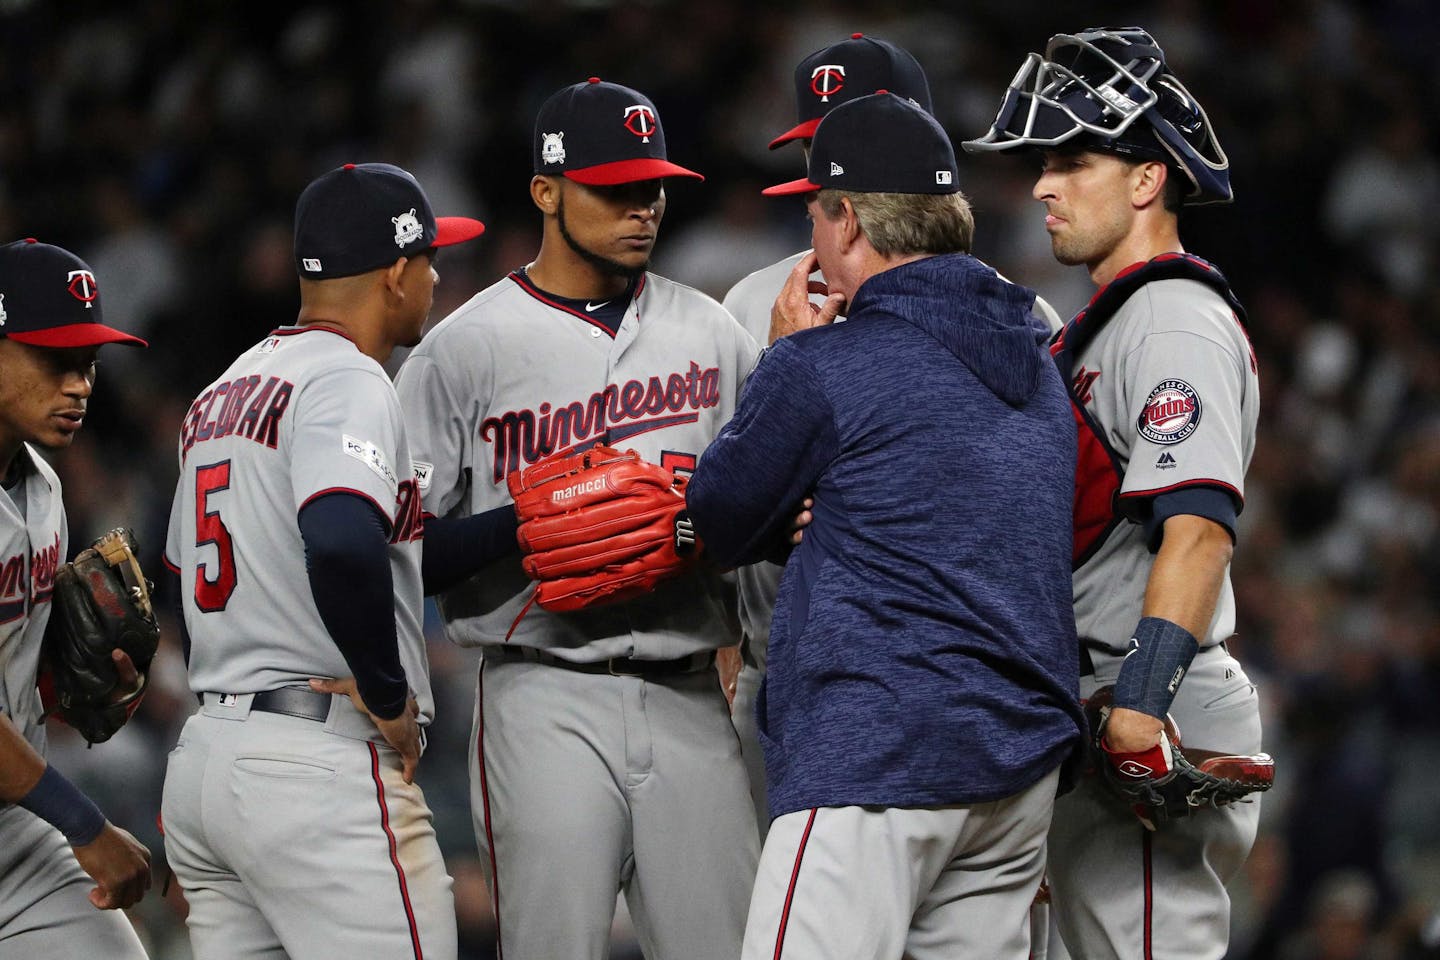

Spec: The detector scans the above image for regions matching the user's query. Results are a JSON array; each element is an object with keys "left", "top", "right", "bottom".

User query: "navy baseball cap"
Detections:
[
  {"left": 534, "top": 78, "right": 703, "bottom": 185},
  {"left": 764, "top": 93, "right": 960, "bottom": 197},
  {"left": 770, "top": 33, "right": 932, "bottom": 149},
  {"left": 294, "top": 162, "right": 485, "bottom": 279},
  {"left": 0, "top": 239, "right": 146, "bottom": 348}
]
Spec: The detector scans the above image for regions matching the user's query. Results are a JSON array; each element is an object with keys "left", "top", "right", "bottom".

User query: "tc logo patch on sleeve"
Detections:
[
  {"left": 1138, "top": 379, "right": 1201, "bottom": 444},
  {"left": 343, "top": 434, "right": 397, "bottom": 485}
]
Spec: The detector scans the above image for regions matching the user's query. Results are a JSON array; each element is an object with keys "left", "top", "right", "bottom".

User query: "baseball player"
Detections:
[
  {"left": 687, "top": 92, "right": 1085, "bottom": 960},
  {"left": 160, "top": 163, "right": 484, "bottom": 960},
  {"left": 722, "top": 32, "right": 1065, "bottom": 836},
  {"left": 966, "top": 26, "right": 1265, "bottom": 960},
  {"left": 0, "top": 239, "right": 151, "bottom": 958},
  {"left": 393, "top": 78, "right": 760, "bottom": 959}
]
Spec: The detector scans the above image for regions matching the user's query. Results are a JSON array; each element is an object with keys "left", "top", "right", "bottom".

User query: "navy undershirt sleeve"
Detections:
[
  {"left": 162, "top": 565, "right": 191, "bottom": 667},
  {"left": 421, "top": 506, "right": 520, "bottom": 596},
  {"left": 297, "top": 492, "right": 408, "bottom": 720},
  {"left": 1144, "top": 486, "right": 1239, "bottom": 552}
]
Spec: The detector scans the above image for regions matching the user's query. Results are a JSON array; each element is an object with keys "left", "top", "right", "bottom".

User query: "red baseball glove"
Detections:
[{"left": 508, "top": 445, "right": 700, "bottom": 613}]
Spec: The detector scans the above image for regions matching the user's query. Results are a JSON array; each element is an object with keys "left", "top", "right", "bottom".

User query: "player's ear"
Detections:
[
  {"left": 531, "top": 176, "right": 560, "bottom": 216},
  {"left": 837, "top": 196, "right": 862, "bottom": 252},
  {"left": 1132, "top": 161, "right": 1168, "bottom": 209},
  {"left": 383, "top": 257, "right": 408, "bottom": 300}
]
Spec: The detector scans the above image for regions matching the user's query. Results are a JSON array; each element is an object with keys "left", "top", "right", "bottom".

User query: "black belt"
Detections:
[
  {"left": 486, "top": 645, "right": 715, "bottom": 678},
  {"left": 204, "top": 687, "right": 332, "bottom": 721},
  {"left": 1077, "top": 639, "right": 1229, "bottom": 677}
]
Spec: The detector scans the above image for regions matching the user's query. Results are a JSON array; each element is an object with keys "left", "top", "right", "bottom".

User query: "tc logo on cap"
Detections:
[
  {"left": 811, "top": 65, "right": 846, "bottom": 101},
  {"left": 66, "top": 269, "right": 98, "bottom": 309},
  {"left": 0, "top": 293, "right": 6, "bottom": 326},
  {"left": 623, "top": 105, "right": 656, "bottom": 143}
]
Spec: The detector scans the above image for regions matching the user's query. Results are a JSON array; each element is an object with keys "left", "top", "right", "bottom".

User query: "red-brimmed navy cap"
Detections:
[
  {"left": 294, "top": 162, "right": 485, "bottom": 279},
  {"left": 534, "top": 78, "right": 703, "bottom": 185},
  {"left": 0, "top": 239, "right": 146, "bottom": 348},
  {"left": 769, "top": 33, "right": 932, "bottom": 149}
]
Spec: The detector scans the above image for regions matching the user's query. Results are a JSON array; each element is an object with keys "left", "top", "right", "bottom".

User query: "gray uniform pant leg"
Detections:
[
  {"left": 0, "top": 805, "right": 148, "bottom": 960},
  {"left": 471, "top": 658, "right": 758, "bottom": 960},
  {"left": 730, "top": 662, "right": 769, "bottom": 838},
  {"left": 162, "top": 709, "right": 456, "bottom": 960},
  {"left": 1047, "top": 648, "right": 1263, "bottom": 960},
  {"left": 741, "top": 767, "right": 1059, "bottom": 960}
]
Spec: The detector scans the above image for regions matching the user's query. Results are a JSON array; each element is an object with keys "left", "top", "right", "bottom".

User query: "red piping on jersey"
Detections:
[
  {"left": 297, "top": 487, "right": 396, "bottom": 537},
  {"left": 505, "top": 270, "right": 646, "bottom": 338},
  {"left": 773, "top": 808, "right": 818, "bottom": 960},
  {"left": 1118, "top": 478, "right": 1244, "bottom": 507},
  {"left": 1142, "top": 829, "right": 1154, "bottom": 960},
  {"left": 268, "top": 325, "right": 360, "bottom": 347},
  {"left": 368, "top": 742, "right": 425, "bottom": 960},
  {"left": 477, "top": 662, "right": 504, "bottom": 960},
  {"left": 162, "top": 554, "right": 181, "bottom": 574}
]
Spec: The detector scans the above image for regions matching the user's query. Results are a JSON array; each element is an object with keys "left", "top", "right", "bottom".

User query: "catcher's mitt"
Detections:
[
  {"left": 1086, "top": 685, "right": 1274, "bottom": 831},
  {"left": 507, "top": 445, "right": 700, "bottom": 615},
  {"left": 45, "top": 528, "right": 160, "bottom": 745}
]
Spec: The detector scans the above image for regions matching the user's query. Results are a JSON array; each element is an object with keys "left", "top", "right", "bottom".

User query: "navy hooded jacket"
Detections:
[{"left": 687, "top": 252, "right": 1085, "bottom": 818}]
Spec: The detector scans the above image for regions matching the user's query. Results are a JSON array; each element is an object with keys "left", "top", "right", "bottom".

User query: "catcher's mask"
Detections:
[{"left": 963, "top": 26, "right": 1231, "bottom": 206}]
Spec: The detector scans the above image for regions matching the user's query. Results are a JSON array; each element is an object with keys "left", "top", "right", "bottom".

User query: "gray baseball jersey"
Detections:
[
  {"left": 395, "top": 268, "right": 761, "bottom": 959},
  {"left": 0, "top": 449, "right": 147, "bottom": 959},
  {"left": 396, "top": 270, "right": 758, "bottom": 659},
  {"left": 165, "top": 326, "right": 432, "bottom": 719},
  {"left": 1048, "top": 266, "right": 1263, "bottom": 960},
  {"left": 161, "top": 325, "right": 454, "bottom": 960},
  {"left": 719, "top": 249, "right": 1065, "bottom": 837},
  {"left": 1066, "top": 276, "right": 1259, "bottom": 652}
]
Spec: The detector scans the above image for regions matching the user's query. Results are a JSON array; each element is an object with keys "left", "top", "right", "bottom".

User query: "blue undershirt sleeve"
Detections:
[
  {"left": 1143, "top": 485, "right": 1239, "bottom": 552},
  {"left": 420, "top": 506, "right": 519, "bottom": 596},
  {"left": 297, "top": 492, "right": 407, "bottom": 720}
]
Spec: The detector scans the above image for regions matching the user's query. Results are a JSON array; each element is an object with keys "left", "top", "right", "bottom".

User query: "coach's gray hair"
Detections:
[{"left": 816, "top": 189, "right": 974, "bottom": 256}]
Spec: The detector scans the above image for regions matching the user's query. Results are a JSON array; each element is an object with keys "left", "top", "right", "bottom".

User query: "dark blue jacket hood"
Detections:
[{"left": 849, "top": 253, "right": 1047, "bottom": 407}]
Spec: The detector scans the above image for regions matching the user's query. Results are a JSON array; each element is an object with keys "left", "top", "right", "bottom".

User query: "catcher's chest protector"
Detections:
[{"left": 1050, "top": 254, "right": 1249, "bottom": 568}]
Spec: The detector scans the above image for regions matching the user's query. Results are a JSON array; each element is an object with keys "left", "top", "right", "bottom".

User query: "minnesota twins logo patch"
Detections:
[{"left": 1138, "top": 379, "right": 1201, "bottom": 445}]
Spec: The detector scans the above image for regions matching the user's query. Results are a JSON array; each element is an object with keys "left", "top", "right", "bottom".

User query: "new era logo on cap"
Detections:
[
  {"left": 771, "top": 33, "right": 933, "bottom": 149},
  {"left": 533, "top": 78, "right": 703, "bottom": 185},
  {"left": 0, "top": 239, "right": 146, "bottom": 348},
  {"left": 293, "top": 162, "right": 485, "bottom": 280},
  {"left": 763, "top": 93, "right": 960, "bottom": 198}
]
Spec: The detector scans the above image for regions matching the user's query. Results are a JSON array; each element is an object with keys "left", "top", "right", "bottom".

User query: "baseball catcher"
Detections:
[
  {"left": 508, "top": 445, "right": 700, "bottom": 614},
  {"left": 1087, "top": 685, "right": 1273, "bottom": 831},
  {"left": 44, "top": 528, "right": 160, "bottom": 745}
]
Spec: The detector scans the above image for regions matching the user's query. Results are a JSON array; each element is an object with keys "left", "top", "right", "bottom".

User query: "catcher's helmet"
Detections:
[{"left": 963, "top": 27, "right": 1231, "bottom": 205}]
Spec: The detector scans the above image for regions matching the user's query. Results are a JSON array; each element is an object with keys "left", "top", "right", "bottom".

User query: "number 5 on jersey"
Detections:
[{"left": 194, "top": 460, "right": 237, "bottom": 611}]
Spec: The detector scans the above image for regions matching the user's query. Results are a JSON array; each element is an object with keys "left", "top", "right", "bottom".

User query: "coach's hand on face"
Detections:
[
  {"left": 309, "top": 677, "right": 423, "bottom": 784},
  {"left": 769, "top": 250, "right": 845, "bottom": 344},
  {"left": 73, "top": 821, "right": 152, "bottom": 910}
]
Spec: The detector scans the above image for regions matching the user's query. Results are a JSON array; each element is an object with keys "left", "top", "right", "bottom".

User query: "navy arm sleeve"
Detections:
[
  {"left": 298, "top": 492, "right": 408, "bottom": 720},
  {"left": 1143, "top": 486, "right": 1239, "bottom": 552},
  {"left": 687, "top": 338, "right": 839, "bottom": 567},
  {"left": 161, "top": 564, "right": 191, "bottom": 667},
  {"left": 421, "top": 506, "right": 520, "bottom": 596}
]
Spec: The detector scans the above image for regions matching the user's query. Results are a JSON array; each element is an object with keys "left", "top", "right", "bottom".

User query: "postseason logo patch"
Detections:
[
  {"left": 343, "top": 434, "right": 397, "bottom": 485},
  {"left": 1138, "top": 379, "right": 1201, "bottom": 445}
]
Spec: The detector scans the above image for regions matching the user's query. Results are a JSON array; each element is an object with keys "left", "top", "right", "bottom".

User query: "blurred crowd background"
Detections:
[{"left": 4, "top": 0, "right": 1438, "bottom": 957}]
